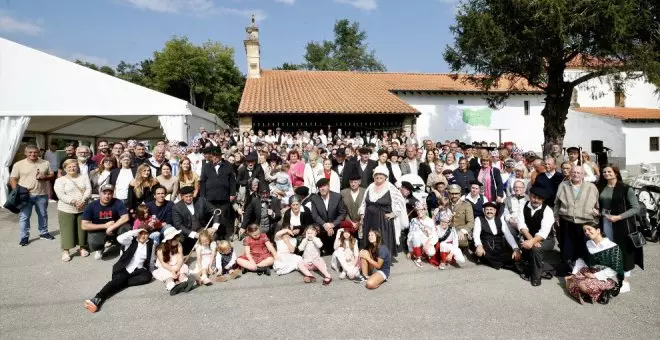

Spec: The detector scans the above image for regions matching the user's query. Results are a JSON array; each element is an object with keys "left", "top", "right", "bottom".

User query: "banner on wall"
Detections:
[{"left": 445, "top": 105, "right": 507, "bottom": 130}]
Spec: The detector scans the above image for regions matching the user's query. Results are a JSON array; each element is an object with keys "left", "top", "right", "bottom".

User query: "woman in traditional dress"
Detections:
[
  {"left": 359, "top": 165, "right": 408, "bottom": 258},
  {"left": 596, "top": 164, "right": 643, "bottom": 293},
  {"left": 566, "top": 222, "right": 624, "bottom": 304}
]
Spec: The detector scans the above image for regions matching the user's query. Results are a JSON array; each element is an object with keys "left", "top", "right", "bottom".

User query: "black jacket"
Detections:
[
  {"left": 240, "top": 196, "right": 282, "bottom": 230},
  {"left": 3, "top": 185, "right": 30, "bottom": 214},
  {"left": 419, "top": 162, "right": 433, "bottom": 184},
  {"left": 343, "top": 159, "right": 378, "bottom": 189},
  {"left": 113, "top": 238, "right": 154, "bottom": 275},
  {"left": 281, "top": 206, "right": 314, "bottom": 234},
  {"left": 453, "top": 169, "right": 477, "bottom": 195},
  {"left": 534, "top": 172, "right": 564, "bottom": 207},
  {"left": 310, "top": 192, "right": 347, "bottom": 229},
  {"left": 236, "top": 164, "right": 265, "bottom": 188},
  {"left": 200, "top": 160, "right": 237, "bottom": 202},
  {"left": 127, "top": 184, "right": 157, "bottom": 213},
  {"left": 172, "top": 197, "right": 220, "bottom": 237}
]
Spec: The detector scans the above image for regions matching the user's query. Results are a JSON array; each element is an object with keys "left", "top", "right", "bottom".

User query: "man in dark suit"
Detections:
[
  {"left": 310, "top": 178, "right": 346, "bottom": 254},
  {"left": 173, "top": 186, "right": 222, "bottom": 254},
  {"left": 340, "top": 170, "right": 366, "bottom": 236},
  {"left": 343, "top": 147, "right": 377, "bottom": 189},
  {"left": 200, "top": 147, "right": 236, "bottom": 240},
  {"left": 533, "top": 157, "right": 563, "bottom": 207},
  {"left": 332, "top": 148, "right": 350, "bottom": 190},
  {"left": 240, "top": 186, "right": 282, "bottom": 239}
]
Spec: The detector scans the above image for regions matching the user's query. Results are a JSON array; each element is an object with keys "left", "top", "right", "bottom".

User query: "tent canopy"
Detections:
[{"left": 0, "top": 37, "right": 227, "bottom": 142}]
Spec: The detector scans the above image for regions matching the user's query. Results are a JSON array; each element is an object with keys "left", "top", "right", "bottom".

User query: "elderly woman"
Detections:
[
  {"left": 596, "top": 165, "right": 642, "bottom": 293},
  {"left": 89, "top": 156, "right": 117, "bottom": 197},
  {"left": 54, "top": 159, "right": 92, "bottom": 262},
  {"left": 507, "top": 163, "right": 529, "bottom": 196},
  {"left": 444, "top": 152, "right": 458, "bottom": 171},
  {"left": 359, "top": 165, "right": 408, "bottom": 257},
  {"left": 156, "top": 162, "right": 179, "bottom": 201},
  {"left": 287, "top": 150, "right": 305, "bottom": 189},
  {"left": 426, "top": 161, "right": 447, "bottom": 190},
  {"left": 303, "top": 151, "right": 324, "bottom": 194},
  {"left": 478, "top": 155, "right": 504, "bottom": 203},
  {"left": 109, "top": 152, "right": 136, "bottom": 205},
  {"left": 281, "top": 195, "right": 314, "bottom": 236}
]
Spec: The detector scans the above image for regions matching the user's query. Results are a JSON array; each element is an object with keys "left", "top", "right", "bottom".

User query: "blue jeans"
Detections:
[{"left": 19, "top": 195, "right": 49, "bottom": 239}]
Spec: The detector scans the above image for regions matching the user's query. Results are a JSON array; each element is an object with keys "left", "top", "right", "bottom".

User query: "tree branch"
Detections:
[{"left": 569, "top": 69, "right": 618, "bottom": 87}]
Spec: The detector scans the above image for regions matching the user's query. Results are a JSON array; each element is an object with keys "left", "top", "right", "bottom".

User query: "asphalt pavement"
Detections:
[{"left": 0, "top": 204, "right": 658, "bottom": 339}]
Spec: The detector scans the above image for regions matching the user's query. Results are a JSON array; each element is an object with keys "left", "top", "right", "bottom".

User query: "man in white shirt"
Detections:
[
  {"left": 517, "top": 186, "right": 555, "bottom": 286},
  {"left": 474, "top": 201, "right": 521, "bottom": 270},
  {"left": 84, "top": 228, "right": 154, "bottom": 313},
  {"left": 503, "top": 179, "right": 529, "bottom": 234},
  {"left": 187, "top": 141, "right": 204, "bottom": 176},
  {"left": 172, "top": 186, "right": 221, "bottom": 255}
]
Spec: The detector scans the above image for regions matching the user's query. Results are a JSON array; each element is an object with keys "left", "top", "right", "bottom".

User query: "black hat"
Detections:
[
  {"left": 255, "top": 142, "right": 264, "bottom": 147},
  {"left": 336, "top": 148, "right": 346, "bottom": 157},
  {"left": 566, "top": 146, "right": 580, "bottom": 154},
  {"left": 178, "top": 141, "right": 188, "bottom": 147},
  {"left": 294, "top": 186, "right": 309, "bottom": 197},
  {"left": 529, "top": 185, "right": 547, "bottom": 200},
  {"left": 347, "top": 168, "right": 362, "bottom": 181},
  {"left": 316, "top": 178, "right": 330, "bottom": 188},
  {"left": 205, "top": 146, "right": 222, "bottom": 155},
  {"left": 358, "top": 147, "right": 371, "bottom": 155},
  {"left": 389, "top": 151, "right": 399, "bottom": 158},
  {"left": 483, "top": 201, "right": 498, "bottom": 209},
  {"left": 401, "top": 181, "right": 414, "bottom": 193},
  {"left": 245, "top": 152, "right": 258, "bottom": 162},
  {"left": 180, "top": 186, "right": 195, "bottom": 195},
  {"left": 469, "top": 180, "right": 483, "bottom": 187}
]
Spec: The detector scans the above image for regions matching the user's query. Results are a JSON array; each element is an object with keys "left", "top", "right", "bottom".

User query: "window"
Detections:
[
  {"left": 524, "top": 100, "right": 530, "bottom": 116},
  {"left": 457, "top": 99, "right": 464, "bottom": 105},
  {"left": 651, "top": 137, "right": 659, "bottom": 151}
]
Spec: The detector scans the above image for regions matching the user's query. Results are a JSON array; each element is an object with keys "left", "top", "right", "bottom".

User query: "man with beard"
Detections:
[
  {"left": 448, "top": 184, "right": 474, "bottom": 250},
  {"left": 92, "top": 140, "right": 110, "bottom": 164},
  {"left": 240, "top": 186, "right": 282, "bottom": 240},
  {"left": 474, "top": 202, "right": 520, "bottom": 270}
]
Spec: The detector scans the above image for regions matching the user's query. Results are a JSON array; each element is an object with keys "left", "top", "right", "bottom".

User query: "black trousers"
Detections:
[
  {"left": 522, "top": 237, "right": 556, "bottom": 280},
  {"left": 481, "top": 236, "right": 514, "bottom": 270},
  {"left": 559, "top": 219, "right": 588, "bottom": 276},
  {"left": 210, "top": 200, "right": 233, "bottom": 241},
  {"left": 95, "top": 268, "right": 152, "bottom": 300}
]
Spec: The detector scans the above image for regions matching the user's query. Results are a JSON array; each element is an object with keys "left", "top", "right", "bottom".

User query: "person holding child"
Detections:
[
  {"left": 236, "top": 224, "right": 278, "bottom": 276},
  {"left": 332, "top": 227, "right": 360, "bottom": 280},
  {"left": 152, "top": 227, "right": 196, "bottom": 295},
  {"left": 298, "top": 225, "right": 333, "bottom": 285},
  {"left": 133, "top": 203, "right": 163, "bottom": 246},
  {"left": 357, "top": 230, "right": 391, "bottom": 289}
]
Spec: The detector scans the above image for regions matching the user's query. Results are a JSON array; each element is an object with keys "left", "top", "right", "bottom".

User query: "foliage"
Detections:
[
  {"left": 443, "top": 0, "right": 660, "bottom": 154},
  {"left": 72, "top": 37, "right": 245, "bottom": 126},
  {"left": 278, "top": 19, "right": 386, "bottom": 72}
]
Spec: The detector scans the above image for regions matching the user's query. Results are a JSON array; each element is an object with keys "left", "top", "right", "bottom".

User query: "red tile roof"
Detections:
[
  {"left": 566, "top": 54, "right": 623, "bottom": 69},
  {"left": 575, "top": 107, "right": 660, "bottom": 120},
  {"left": 239, "top": 70, "right": 542, "bottom": 115}
]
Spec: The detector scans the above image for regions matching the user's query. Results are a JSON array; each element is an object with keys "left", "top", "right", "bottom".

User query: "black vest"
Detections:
[
  {"left": 479, "top": 216, "right": 503, "bottom": 240},
  {"left": 468, "top": 195, "right": 485, "bottom": 217},
  {"left": 523, "top": 202, "right": 547, "bottom": 236},
  {"left": 113, "top": 239, "right": 153, "bottom": 274}
]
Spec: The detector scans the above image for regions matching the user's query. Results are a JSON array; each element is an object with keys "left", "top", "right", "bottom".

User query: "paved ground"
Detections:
[{"left": 0, "top": 204, "right": 658, "bottom": 339}]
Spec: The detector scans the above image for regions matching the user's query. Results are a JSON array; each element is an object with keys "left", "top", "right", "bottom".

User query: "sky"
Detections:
[{"left": 0, "top": 0, "right": 461, "bottom": 74}]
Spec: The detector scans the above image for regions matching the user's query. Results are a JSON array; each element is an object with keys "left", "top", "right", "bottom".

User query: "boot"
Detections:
[
  {"left": 257, "top": 266, "right": 271, "bottom": 276},
  {"left": 84, "top": 297, "right": 103, "bottom": 313}
]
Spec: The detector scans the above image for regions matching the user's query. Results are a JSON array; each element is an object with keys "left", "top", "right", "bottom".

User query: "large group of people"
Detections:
[{"left": 6, "top": 125, "right": 646, "bottom": 312}]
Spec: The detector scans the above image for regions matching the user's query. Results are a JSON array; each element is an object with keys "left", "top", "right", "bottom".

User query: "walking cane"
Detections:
[{"left": 183, "top": 209, "right": 222, "bottom": 263}]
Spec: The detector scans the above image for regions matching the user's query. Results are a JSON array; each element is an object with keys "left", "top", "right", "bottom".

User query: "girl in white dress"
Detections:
[
  {"left": 435, "top": 209, "right": 466, "bottom": 270},
  {"left": 193, "top": 230, "right": 214, "bottom": 285},
  {"left": 407, "top": 200, "right": 439, "bottom": 268},
  {"left": 331, "top": 228, "right": 360, "bottom": 279},
  {"left": 272, "top": 227, "right": 302, "bottom": 275}
]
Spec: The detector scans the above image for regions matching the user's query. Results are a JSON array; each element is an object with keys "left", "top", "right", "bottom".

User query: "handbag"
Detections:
[{"left": 623, "top": 192, "right": 646, "bottom": 248}]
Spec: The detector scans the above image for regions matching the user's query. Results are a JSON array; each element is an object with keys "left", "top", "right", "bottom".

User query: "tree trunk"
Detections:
[
  {"left": 541, "top": 65, "right": 573, "bottom": 157},
  {"left": 188, "top": 81, "right": 196, "bottom": 106}
]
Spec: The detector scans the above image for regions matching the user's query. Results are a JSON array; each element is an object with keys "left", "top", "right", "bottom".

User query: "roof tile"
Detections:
[{"left": 575, "top": 107, "right": 660, "bottom": 120}]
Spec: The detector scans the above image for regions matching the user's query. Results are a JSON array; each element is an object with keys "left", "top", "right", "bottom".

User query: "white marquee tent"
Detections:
[{"left": 0, "top": 38, "right": 227, "bottom": 205}]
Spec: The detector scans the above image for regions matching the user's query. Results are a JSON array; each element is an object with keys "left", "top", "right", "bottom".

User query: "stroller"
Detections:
[{"left": 635, "top": 185, "right": 659, "bottom": 243}]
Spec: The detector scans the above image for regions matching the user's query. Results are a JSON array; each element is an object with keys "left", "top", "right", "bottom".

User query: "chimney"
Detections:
[
  {"left": 570, "top": 87, "right": 580, "bottom": 108},
  {"left": 244, "top": 15, "right": 261, "bottom": 79},
  {"left": 614, "top": 89, "right": 626, "bottom": 107}
]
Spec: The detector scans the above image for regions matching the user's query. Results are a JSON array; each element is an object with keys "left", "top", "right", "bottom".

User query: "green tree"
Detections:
[
  {"left": 444, "top": 0, "right": 660, "bottom": 154},
  {"left": 116, "top": 60, "right": 153, "bottom": 88},
  {"left": 281, "top": 19, "right": 386, "bottom": 71},
  {"left": 74, "top": 60, "right": 115, "bottom": 76},
  {"left": 150, "top": 37, "right": 245, "bottom": 126}
]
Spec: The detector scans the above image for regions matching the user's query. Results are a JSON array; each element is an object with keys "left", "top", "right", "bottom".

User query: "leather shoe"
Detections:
[
  {"left": 519, "top": 273, "right": 530, "bottom": 281},
  {"left": 531, "top": 278, "right": 542, "bottom": 287}
]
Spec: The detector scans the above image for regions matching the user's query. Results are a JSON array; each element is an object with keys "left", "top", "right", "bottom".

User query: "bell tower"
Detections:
[{"left": 244, "top": 15, "right": 261, "bottom": 79}]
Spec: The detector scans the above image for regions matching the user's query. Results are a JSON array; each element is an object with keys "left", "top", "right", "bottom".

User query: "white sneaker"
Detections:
[
  {"left": 93, "top": 250, "right": 103, "bottom": 260},
  {"left": 620, "top": 281, "right": 630, "bottom": 293},
  {"left": 339, "top": 272, "right": 347, "bottom": 280}
]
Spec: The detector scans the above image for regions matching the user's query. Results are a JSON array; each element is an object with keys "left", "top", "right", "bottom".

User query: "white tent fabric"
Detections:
[
  {"left": 0, "top": 38, "right": 229, "bottom": 204},
  {"left": 0, "top": 116, "right": 31, "bottom": 206}
]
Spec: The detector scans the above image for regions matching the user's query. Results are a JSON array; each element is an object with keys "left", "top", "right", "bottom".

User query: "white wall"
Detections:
[
  {"left": 565, "top": 70, "right": 660, "bottom": 109},
  {"left": 623, "top": 122, "right": 660, "bottom": 166},
  {"left": 399, "top": 93, "right": 546, "bottom": 151},
  {"left": 564, "top": 110, "right": 625, "bottom": 158}
]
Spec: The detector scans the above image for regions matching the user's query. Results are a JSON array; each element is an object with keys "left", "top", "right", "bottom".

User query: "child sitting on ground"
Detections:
[
  {"left": 273, "top": 227, "right": 303, "bottom": 275},
  {"left": 332, "top": 228, "right": 360, "bottom": 279},
  {"left": 236, "top": 224, "right": 277, "bottom": 276},
  {"left": 298, "top": 225, "right": 332, "bottom": 285},
  {"left": 435, "top": 209, "right": 465, "bottom": 270},
  {"left": 213, "top": 240, "right": 241, "bottom": 282},
  {"left": 407, "top": 200, "right": 438, "bottom": 268}
]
